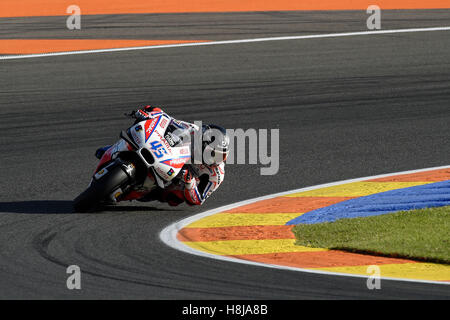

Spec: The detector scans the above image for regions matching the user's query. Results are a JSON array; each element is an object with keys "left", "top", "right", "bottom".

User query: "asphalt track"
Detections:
[
  {"left": 1, "top": 11, "right": 450, "bottom": 299},
  {"left": 2, "top": 10, "right": 450, "bottom": 40}
]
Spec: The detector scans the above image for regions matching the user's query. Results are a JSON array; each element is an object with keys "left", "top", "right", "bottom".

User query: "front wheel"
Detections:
[{"left": 73, "top": 162, "right": 134, "bottom": 212}]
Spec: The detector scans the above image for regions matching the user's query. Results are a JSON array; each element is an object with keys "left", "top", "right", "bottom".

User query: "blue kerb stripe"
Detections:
[{"left": 286, "top": 180, "right": 450, "bottom": 225}]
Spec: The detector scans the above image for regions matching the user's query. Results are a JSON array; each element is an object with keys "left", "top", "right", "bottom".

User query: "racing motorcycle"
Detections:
[{"left": 73, "top": 112, "right": 192, "bottom": 212}]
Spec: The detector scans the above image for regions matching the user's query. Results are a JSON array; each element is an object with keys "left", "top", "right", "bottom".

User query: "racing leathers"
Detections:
[{"left": 132, "top": 106, "right": 225, "bottom": 206}]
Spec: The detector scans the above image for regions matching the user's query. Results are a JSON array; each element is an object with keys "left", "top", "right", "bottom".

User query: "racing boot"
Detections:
[{"left": 95, "top": 145, "right": 111, "bottom": 159}]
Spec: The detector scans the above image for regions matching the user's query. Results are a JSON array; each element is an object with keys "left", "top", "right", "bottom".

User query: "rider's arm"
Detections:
[{"left": 174, "top": 120, "right": 200, "bottom": 132}]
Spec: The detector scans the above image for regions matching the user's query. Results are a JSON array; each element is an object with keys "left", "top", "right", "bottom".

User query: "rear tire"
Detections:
[{"left": 73, "top": 164, "right": 131, "bottom": 213}]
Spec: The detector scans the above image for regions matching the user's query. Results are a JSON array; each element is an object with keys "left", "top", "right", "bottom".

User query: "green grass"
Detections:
[{"left": 292, "top": 206, "right": 450, "bottom": 264}]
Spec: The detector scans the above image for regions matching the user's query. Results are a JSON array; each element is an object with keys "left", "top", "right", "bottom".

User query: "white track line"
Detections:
[
  {"left": 160, "top": 165, "right": 450, "bottom": 285},
  {"left": 1, "top": 26, "right": 450, "bottom": 61}
]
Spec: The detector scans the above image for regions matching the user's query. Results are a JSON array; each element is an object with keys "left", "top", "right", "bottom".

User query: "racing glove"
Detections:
[{"left": 128, "top": 106, "right": 164, "bottom": 122}]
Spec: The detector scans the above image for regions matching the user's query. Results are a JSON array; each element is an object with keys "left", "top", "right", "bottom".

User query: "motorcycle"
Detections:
[{"left": 73, "top": 112, "right": 192, "bottom": 212}]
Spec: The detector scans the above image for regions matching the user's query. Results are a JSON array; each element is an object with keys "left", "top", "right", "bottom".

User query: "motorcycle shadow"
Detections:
[
  {"left": 0, "top": 200, "right": 74, "bottom": 214},
  {"left": 100, "top": 204, "right": 175, "bottom": 212},
  {"left": 0, "top": 201, "right": 177, "bottom": 214}
]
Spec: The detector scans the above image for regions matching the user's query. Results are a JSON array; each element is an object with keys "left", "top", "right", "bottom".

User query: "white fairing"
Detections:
[{"left": 129, "top": 113, "right": 191, "bottom": 186}]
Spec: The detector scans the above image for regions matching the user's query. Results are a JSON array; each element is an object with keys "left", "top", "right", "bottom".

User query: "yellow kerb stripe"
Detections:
[
  {"left": 285, "top": 182, "right": 429, "bottom": 197},
  {"left": 183, "top": 239, "right": 326, "bottom": 255},
  {"left": 314, "top": 263, "right": 450, "bottom": 281},
  {"left": 185, "top": 213, "right": 302, "bottom": 228}
]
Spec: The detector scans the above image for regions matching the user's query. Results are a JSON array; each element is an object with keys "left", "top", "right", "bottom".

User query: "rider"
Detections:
[{"left": 96, "top": 105, "right": 229, "bottom": 206}]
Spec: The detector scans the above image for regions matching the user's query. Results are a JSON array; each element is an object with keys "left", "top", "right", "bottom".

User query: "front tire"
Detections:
[{"left": 73, "top": 163, "right": 132, "bottom": 212}]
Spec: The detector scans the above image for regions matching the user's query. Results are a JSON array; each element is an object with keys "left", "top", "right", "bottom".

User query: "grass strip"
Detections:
[{"left": 292, "top": 206, "right": 450, "bottom": 264}]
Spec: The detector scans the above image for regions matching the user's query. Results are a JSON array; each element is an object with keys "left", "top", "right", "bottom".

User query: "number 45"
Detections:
[{"left": 150, "top": 141, "right": 167, "bottom": 158}]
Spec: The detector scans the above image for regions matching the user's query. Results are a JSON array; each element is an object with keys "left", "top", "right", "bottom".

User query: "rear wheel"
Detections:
[{"left": 73, "top": 162, "right": 134, "bottom": 212}]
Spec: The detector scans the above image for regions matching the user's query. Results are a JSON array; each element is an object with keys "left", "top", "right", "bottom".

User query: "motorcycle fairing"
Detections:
[
  {"left": 129, "top": 114, "right": 191, "bottom": 183},
  {"left": 95, "top": 139, "right": 132, "bottom": 172}
]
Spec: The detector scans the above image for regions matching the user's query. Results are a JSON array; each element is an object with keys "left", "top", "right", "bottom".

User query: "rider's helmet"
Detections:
[{"left": 201, "top": 124, "right": 230, "bottom": 165}]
